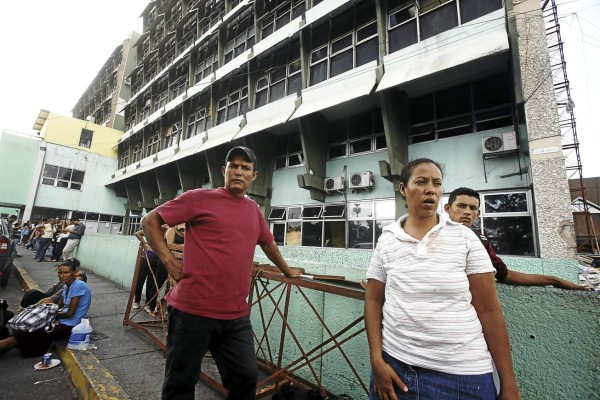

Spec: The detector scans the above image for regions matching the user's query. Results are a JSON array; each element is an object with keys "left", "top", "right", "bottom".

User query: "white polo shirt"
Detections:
[{"left": 366, "top": 213, "right": 495, "bottom": 375}]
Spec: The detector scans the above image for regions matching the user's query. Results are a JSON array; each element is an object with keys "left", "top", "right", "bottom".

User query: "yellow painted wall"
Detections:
[{"left": 40, "top": 112, "right": 120, "bottom": 158}]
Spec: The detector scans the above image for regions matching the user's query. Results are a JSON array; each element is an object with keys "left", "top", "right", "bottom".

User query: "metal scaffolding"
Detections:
[{"left": 542, "top": 0, "right": 598, "bottom": 253}]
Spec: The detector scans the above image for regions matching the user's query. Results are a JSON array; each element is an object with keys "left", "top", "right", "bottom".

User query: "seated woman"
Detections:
[
  {"left": 20, "top": 260, "right": 87, "bottom": 308},
  {"left": 0, "top": 259, "right": 92, "bottom": 357}
]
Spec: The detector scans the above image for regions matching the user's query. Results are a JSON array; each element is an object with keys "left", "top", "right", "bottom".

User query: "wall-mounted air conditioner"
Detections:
[
  {"left": 348, "top": 171, "right": 374, "bottom": 190},
  {"left": 324, "top": 176, "right": 344, "bottom": 193},
  {"left": 482, "top": 132, "right": 518, "bottom": 154}
]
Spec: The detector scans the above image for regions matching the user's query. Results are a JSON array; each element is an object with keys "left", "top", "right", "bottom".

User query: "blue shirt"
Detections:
[{"left": 59, "top": 279, "right": 92, "bottom": 327}]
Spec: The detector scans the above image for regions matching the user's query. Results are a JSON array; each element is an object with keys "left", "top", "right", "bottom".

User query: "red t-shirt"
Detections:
[
  {"left": 474, "top": 230, "right": 509, "bottom": 282},
  {"left": 156, "top": 187, "right": 274, "bottom": 319}
]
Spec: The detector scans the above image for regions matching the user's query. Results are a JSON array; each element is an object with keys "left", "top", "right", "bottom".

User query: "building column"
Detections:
[
  {"left": 22, "top": 143, "right": 47, "bottom": 222},
  {"left": 379, "top": 90, "right": 409, "bottom": 219},
  {"left": 509, "top": 0, "right": 576, "bottom": 258}
]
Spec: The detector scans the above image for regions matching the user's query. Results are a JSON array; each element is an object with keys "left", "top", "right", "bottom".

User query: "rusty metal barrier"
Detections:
[{"left": 123, "top": 246, "right": 368, "bottom": 399}]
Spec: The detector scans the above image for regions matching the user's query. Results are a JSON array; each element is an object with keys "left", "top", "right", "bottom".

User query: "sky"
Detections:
[{"left": 0, "top": 0, "right": 598, "bottom": 177}]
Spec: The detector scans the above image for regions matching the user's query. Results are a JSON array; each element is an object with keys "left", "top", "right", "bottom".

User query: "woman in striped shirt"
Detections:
[{"left": 364, "top": 158, "right": 520, "bottom": 400}]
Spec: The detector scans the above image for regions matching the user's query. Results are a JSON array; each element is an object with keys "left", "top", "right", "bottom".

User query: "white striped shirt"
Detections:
[{"left": 366, "top": 213, "right": 495, "bottom": 375}]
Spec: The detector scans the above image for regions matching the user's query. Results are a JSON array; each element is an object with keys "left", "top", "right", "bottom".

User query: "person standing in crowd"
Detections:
[
  {"left": 133, "top": 229, "right": 161, "bottom": 310},
  {"left": 445, "top": 187, "right": 589, "bottom": 290},
  {"left": 34, "top": 217, "right": 54, "bottom": 262},
  {"left": 8, "top": 217, "right": 22, "bottom": 258},
  {"left": 51, "top": 219, "right": 70, "bottom": 262},
  {"left": 142, "top": 146, "right": 303, "bottom": 400},
  {"left": 364, "top": 159, "right": 520, "bottom": 400},
  {"left": 62, "top": 218, "right": 85, "bottom": 260},
  {"left": 147, "top": 224, "right": 184, "bottom": 317}
]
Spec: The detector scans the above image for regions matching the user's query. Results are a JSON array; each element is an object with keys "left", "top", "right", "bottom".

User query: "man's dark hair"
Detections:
[
  {"left": 399, "top": 158, "right": 444, "bottom": 185},
  {"left": 71, "top": 217, "right": 80, "bottom": 222},
  {"left": 8, "top": 215, "right": 17, "bottom": 220},
  {"left": 448, "top": 187, "right": 481, "bottom": 206}
]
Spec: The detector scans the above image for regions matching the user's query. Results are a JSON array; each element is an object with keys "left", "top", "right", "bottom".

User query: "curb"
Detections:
[{"left": 13, "top": 260, "right": 130, "bottom": 400}]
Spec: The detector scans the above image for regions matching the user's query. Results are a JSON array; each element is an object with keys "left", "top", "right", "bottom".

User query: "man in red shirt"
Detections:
[
  {"left": 445, "top": 187, "right": 588, "bottom": 290},
  {"left": 142, "top": 146, "right": 303, "bottom": 399}
]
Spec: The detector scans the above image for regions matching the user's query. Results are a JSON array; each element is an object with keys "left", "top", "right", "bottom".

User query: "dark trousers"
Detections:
[
  {"left": 134, "top": 257, "right": 152, "bottom": 303},
  {"left": 35, "top": 238, "right": 52, "bottom": 260},
  {"left": 147, "top": 259, "right": 168, "bottom": 310},
  {"left": 162, "top": 308, "right": 257, "bottom": 400},
  {"left": 52, "top": 238, "right": 67, "bottom": 261}
]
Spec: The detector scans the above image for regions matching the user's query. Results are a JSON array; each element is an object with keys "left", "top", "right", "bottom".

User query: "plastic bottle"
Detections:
[{"left": 67, "top": 318, "right": 92, "bottom": 350}]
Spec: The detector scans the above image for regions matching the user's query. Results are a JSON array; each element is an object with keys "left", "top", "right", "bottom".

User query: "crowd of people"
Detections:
[{"left": 8, "top": 217, "right": 85, "bottom": 262}]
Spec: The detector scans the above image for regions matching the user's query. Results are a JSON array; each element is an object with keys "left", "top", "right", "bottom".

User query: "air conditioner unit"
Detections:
[
  {"left": 482, "top": 132, "right": 518, "bottom": 154},
  {"left": 348, "top": 171, "right": 374, "bottom": 190},
  {"left": 324, "top": 176, "right": 344, "bottom": 192}
]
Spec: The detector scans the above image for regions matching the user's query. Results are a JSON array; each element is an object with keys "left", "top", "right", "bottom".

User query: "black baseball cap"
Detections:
[{"left": 225, "top": 146, "right": 257, "bottom": 166}]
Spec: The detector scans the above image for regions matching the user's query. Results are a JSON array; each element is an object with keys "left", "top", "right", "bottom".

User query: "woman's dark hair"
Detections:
[
  {"left": 399, "top": 158, "right": 444, "bottom": 185},
  {"left": 60, "top": 258, "right": 81, "bottom": 272},
  {"left": 41, "top": 217, "right": 48, "bottom": 223}
]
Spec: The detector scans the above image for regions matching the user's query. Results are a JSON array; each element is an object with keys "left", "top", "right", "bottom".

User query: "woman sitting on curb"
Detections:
[{"left": 0, "top": 259, "right": 92, "bottom": 357}]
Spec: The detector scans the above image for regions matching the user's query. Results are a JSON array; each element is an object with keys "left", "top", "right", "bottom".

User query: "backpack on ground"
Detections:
[{"left": 6, "top": 303, "right": 59, "bottom": 334}]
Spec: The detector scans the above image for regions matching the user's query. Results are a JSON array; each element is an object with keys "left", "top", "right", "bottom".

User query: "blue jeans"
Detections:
[{"left": 370, "top": 352, "right": 496, "bottom": 400}]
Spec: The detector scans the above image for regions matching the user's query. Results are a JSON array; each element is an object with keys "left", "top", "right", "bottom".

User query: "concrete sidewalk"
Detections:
[{"left": 14, "top": 254, "right": 223, "bottom": 400}]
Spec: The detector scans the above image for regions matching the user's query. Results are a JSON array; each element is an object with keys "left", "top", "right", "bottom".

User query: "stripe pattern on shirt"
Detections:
[{"left": 366, "top": 214, "right": 495, "bottom": 375}]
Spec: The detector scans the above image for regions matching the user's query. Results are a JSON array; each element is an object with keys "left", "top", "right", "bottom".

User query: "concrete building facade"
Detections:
[
  {"left": 0, "top": 113, "right": 126, "bottom": 232},
  {"left": 109, "top": 0, "right": 575, "bottom": 259},
  {"left": 72, "top": 32, "right": 140, "bottom": 131}
]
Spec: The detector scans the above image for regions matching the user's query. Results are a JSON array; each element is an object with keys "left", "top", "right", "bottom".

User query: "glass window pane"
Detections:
[
  {"left": 301, "top": 221, "right": 322, "bottom": 247},
  {"left": 482, "top": 216, "right": 534, "bottom": 256},
  {"left": 286, "top": 221, "right": 302, "bottom": 246},
  {"left": 256, "top": 89, "right": 268, "bottom": 108},
  {"left": 43, "top": 165, "right": 58, "bottom": 178},
  {"left": 389, "top": 5, "right": 416, "bottom": 28},
  {"left": 270, "top": 80, "right": 286, "bottom": 102},
  {"left": 349, "top": 202, "right": 373, "bottom": 218},
  {"left": 323, "top": 205, "right": 345, "bottom": 218},
  {"left": 58, "top": 167, "right": 72, "bottom": 180},
  {"left": 389, "top": 19, "right": 417, "bottom": 53},
  {"left": 287, "top": 73, "right": 302, "bottom": 95},
  {"left": 42, "top": 178, "right": 55, "bottom": 186},
  {"left": 288, "top": 153, "right": 303, "bottom": 166},
  {"left": 301, "top": 205, "right": 322, "bottom": 219},
  {"left": 375, "top": 219, "right": 395, "bottom": 245},
  {"left": 420, "top": 2, "right": 458, "bottom": 41},
  {"left": 311, "top": 47, "right": 328, "bottom": 63},
  {"left": 70, "top": 183, "right": 82, "bottom": 190},
  {"left": 460, "top": 0, "right": 503, "bottom": 24},
  {"left": 268, "top": 208, "right": 286, "bottom": 220},
  {"left": 375, "top": 200, "right": 396, "bottom": 219},
  {"left": 56, "top": 181, "right": 69, "bottom": 188},
  {"left": 349, "top": 137, "right": 372, "bottom": 154},
  {"left": 71, "top": 170, "right": 85, "bottom": 183},
  {"left": 329, "top": 143, "right": 347, "bottom": 159},
  {"left": 288, "top": 207, "right": 302, "bottom": 219},
  {"left": 484, "top": 193, "right": 528, "bottom": 213},
  {"left": 375, "top": 134, "right": 387, "bottom": 150},
  {"left": 331, "top": 34, "right": 352, "bottom": 54},
  {"left": 310, "top": 62, "right": 327, "bottom": 85},
  {"left": 348, "top": 220, "right": 374, "bottom": 249},
  {"left": 356, "top": 39, "right": 378, "bottom": 67},
  {"left": 324, "top": 221, "right": 345, "bottom": 248},
  {"left": 330, "top": 50, "right": 353, "bottom": 78},
  {"left": 273, "top": 223, "right": 285, "bottom": 246}
]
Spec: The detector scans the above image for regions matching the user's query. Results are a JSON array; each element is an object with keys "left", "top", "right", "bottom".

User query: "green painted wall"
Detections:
[
  {"left": 75, "top": 234, "right": 599, "bottom": 399},
  {"left": 0, "top": 132, "right": 41, "bottom": 206}
]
